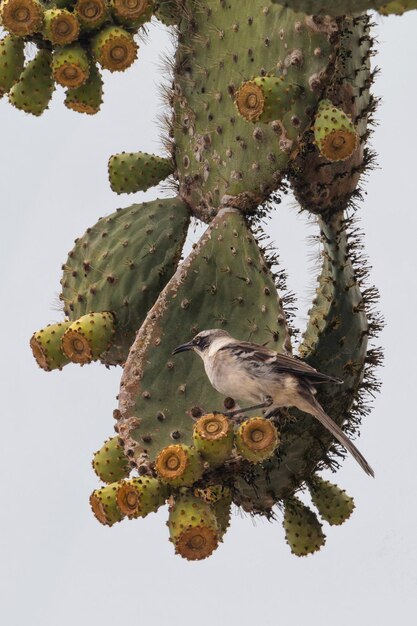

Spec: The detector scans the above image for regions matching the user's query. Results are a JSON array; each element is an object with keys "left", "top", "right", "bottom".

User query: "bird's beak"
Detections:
[{"left": 172, "top": 341, "right": 194, "bottom": 355}]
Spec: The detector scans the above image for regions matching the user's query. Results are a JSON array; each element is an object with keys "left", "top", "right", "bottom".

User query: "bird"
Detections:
[{"left": 173, "top": 329, "right": 374, "bottom": 477}]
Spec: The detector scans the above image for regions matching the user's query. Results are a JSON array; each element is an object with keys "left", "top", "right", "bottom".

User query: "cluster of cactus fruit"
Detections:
[{"left": 22, "top": 0, "right": 413, "bottom": 559}]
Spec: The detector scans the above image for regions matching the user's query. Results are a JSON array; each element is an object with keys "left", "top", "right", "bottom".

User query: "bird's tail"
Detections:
[{"left": 300, "top": 393, "right": 375, "bottom": 478}]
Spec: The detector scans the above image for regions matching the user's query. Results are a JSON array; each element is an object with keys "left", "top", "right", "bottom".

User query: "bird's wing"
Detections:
[{"left": 220, "top": 341, "right": 342, "bottom": 385}]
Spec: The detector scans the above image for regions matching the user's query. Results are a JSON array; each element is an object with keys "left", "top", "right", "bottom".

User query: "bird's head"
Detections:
[{"left": 172, "top": 329, "right": 231, "bottom": 357}]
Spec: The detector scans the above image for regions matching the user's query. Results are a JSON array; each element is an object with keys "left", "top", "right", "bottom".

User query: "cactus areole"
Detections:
[{"left": 21, "top": 0, "right": 395, "bottom": 559}]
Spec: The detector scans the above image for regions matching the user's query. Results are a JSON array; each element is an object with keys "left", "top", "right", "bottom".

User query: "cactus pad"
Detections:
[
  {"left": 0, "top": 35, "right": 24, "bottom": 97},
  {"left": 314, "top": 99, "right": 359, "bottom": 163},
  {"left": 52, "top": 44, "right": 90, "bottom": 88},
  {"left": 64, "top": 63, "right": 103, "bottom": 114},
  {"left": 43, "top": 9, "right": 80, "bottom": 45},
  {"left": 9, "top": 48, "right": 54, "bottom": 116},
  {"left": 92, "top": 436, "right": 130, "bottom": 483},
  {"left": 283, "top": 496, "right": 326, "bottom": 557},
  {"left": 108, "top": 152, "right": 174, "bottom": 195},
  {"left": 92, "top": 26, "right": 137, "bottom": 72},
  {"left": 308, "top": 476, "right": 355, "bottom": 526},
  {"left": 62, "top": 312, "right": 115, "bottom": 364}
]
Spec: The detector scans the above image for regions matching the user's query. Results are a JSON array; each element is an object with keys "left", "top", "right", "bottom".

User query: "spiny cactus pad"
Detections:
[
  {"left": 108, "top": 152, "right": 174, "bottom": 195},
  {"left": 283, "top": 496, "right": 326, "bottom": 557},
  {"left": 308, "top": 476, "right": 355, "bottom": 526},
  {"left": 275, "top": 0, "right": 416, "bottom": 14},
  {"left": 9, "top": 48, "right": 54, "bottom": 116},
  {"left": 0, "top": 35, "right": 24, "bottom": 97}
]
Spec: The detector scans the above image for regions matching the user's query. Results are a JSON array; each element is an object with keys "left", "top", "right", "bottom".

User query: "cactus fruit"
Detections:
[
  {"left": 9, "top": 48, "right": 54, "bottom": 116},
  {"left": 92, "top": 436, "right": 130, "bottom": 483},
  {"left": 64, "top": 62, "right": 103, "bottom": 114},
  {"left": 0, "top": 0, "right": 43, "bottom": 37},
  {"left": 61, "top": 312, "right": 115, "bottom": 364},
  {"left": 74, "top": 0, "right": 109, "bottom": 29},
  {"left": 167, "top": 493, "right": 220, "bottom": 560},
  {"left": 108, "top": 152, "right": 174, "bottom": 195},
  {"left": 52, "top": 44, "right": 90, "bottom": 88},
  {"left": 92, "top": 26, "right": 137, "bottom": 72},
  {"left": 307, "top": 476, "right": 355, "bottom": 526},
  {"left": 116, "top": 476, "right": 168, "bottom": 518},
  {"left": 43, "top": 9, "right": 80, "bottom": 45},
  {"left": 314, "top": 100, "right": 359, "bottom": 163},
  {"left": 30, "top": 320, "right": 72, "bottom": 371},
  {"left": 235, "top": 417, "right": 280, "bottom": 464},
  {"left": 283, "top": 496, "right": 326, "bottom": 557},
  {"left": 90, "top": 483, "right": 125, "bottom": 526},
  {"left": 235, "top": 76, "right": 302, "bottom": 124},
  {"left": 192, "top": 413, "right": 234, "bottom": 467},
  {"left": 155, "top": 444, "right": 204, "bottom": 487},
  {"left": 0, "top": 35, "right": 24, "bottom": 97},
  {"left": 110, "top": 0, "right": 153, "bottom": 26}
]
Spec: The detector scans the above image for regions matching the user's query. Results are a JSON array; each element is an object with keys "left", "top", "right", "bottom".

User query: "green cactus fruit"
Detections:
[
  {"left": 108, "top": 151, "right": 174, "bottom": 195},
  {"left": 9, "top": 48, "right": 54, "bottom": 116},
  {"left": 74, "top": 0, "right": 109, "bottom": 30},
  {"left": 92, "top": 25, "right": 137, "bottom": 72},
  {"left": 0, "top": 0, "right": 43, "bottom": 37},
  {"left": 30, "top": 320, "right": 72, "bottom": 371},
  {"left": 110, "top": 0, "right": 153, "bottom": 28},
  {"left": 273, "top": 0, "right": 403, "bottom": 14},
  {"left": 155, "top": 444, "right": 204, "bottom": 487},
  {"left": 314, "top": 99, "right": 359, "bottom": 163},
  {"left": 92, "top": 436, "right": 130, "bottom": 483},
  {"left": 52, "top": 44, "right": 90, "bottom": 88},
  {"left": 235, "top": 417, "right": 280, "bottom": 463},
  {"left": 61, "top": 311, "right": 115, "bottom": 364},
  {"left": 154, "top": 0, "right": 178, "bottom": 25},
  {"left": 192, "top": 413, "right": 234, "bottom": 468},
  {"left": 283, "top": 496, "right": 326, "bottom": 557},
  {"left": 116, "top": 476, "right": 169, "bottom": 518},
  {"left": 90, "top": 483, "right": 125, "bottom": 526},
  {"left": 43, "top": 9, "right": 80, "bottom": 45},
  {"left": 64, "top": 62, "right": 103, "bottom": 114},
  {"left": 235, "top": 76, "right": 302, "bottom": 124},
  {"left": 308, "top": 476, "right": 355, "bottom": 526},
  {"left": 0, "top": 35, "right": 24, "bottom": 97},
  {"left": 117, "top": 208, "right": 292, "bottom": 466},
  {"left": 60, "top": 197, "right": 190, "bottom": 366},
  {"left": 167, "top": 493, "right": 220, "bottom": 561}
]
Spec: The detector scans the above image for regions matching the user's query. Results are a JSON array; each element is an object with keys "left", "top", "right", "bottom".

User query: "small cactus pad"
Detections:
[
  {"left": 108, "top": 152, "right": 174, "bottom": 195},
  {"left": 62, "top": 311, "right": 115, "bottom": 364},
  {"left": 64, "top": 63, "right": 103, "bottom": 114},
  {"left": 314, "top": 100, "right": 359, "bottom": 163},
  {"left": 92, "top": 436, "right": 130, "bottom": 483},
  {"left": 75, "top": 0, "right": 108, "bottom": 29},
  {"left": 116, "top": 476, "right": 168, "bottom": 518},
  {"left": 30, "top": 320, "right": 72, "bottom": 371},
  {"left": 90, "top": 483, "right": 125, "bottom": 526},
  {"left": 235, "top": 76, "right": 301, "bottom": 124},
  {"left": 9, "top": 48, "right": 54, "bottom": 116},
  {"left": 308, "top": 476, "right": 355, "bottom": 526},
  {"left": 110, "top": 0, "right": 153, "bottom": 26},
  {"left": 276, "top": 0, "right": 405, "bottom": 14},
  {"left": 92, "top": 26, "right": 137, "bottom": 72},
  {"left": 0, "top": 35, "right": 24, "bottom": 96},
  {"left": 52, "top": 44, "right": 90, "bottom": 88},
  {"left": 43, "top": 9, "right": 80, "bottom": 45},
  {"left": 0, "top": 0, "right": 43, "bottom": 36},
  {"left": 380, "top": 1, "right": 417, "bottom": 14},
  {"left": 235, "top": 417, "right": 279, "bottom": 463},
  {"left": 59, "top": 197, "right": 190, "bottom": 366},
  {"left": 283, "top": 497, "right": 326, "bottom": 557},
  {"left": 192, "top": 413, "right": 234, "bottom": 467},
  {"left": 155, "top": 444, "right": 204, "bottom": 487},
  {"left": 211, "top": 487, "right": 232, "bottom": 541},
  {"left": 168, "top": 493, "right": 219, "bottom": 561}
]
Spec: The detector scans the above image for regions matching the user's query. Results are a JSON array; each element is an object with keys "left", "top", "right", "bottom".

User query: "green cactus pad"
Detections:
[
  {"left": 30, "top": 320, "right": 72, "bottom": 371},
  {"left": 59, "top": 197, "right": 190, "bottom": 366},
  {"left": 167, "top": 493, "right": 220, "bottom": 561},
  {"left": 192, "top": 413, "right": 234, "bottom": 468},
  {"left": 314, "top": 99, "right": 359, "bottom": 163},
  {"left": 0, "top": 35, "right": 24, "bottom": 97},
  {"left": 211, "top": 487, "right": 232, "bottom": 541},
  {"left": 283, "top": 496, "right": 326, "bottom": 557},
  {"left": 274, "top": 0, "right": 403, "bottom": 14},
  {"left": 64, "top": 62, "right": 103, "bottom": 114},
  {"left": 154, "top": 0, "right": 178, "bottom": 25},
  {"left": 92, "top": 25, "right": 137, "bottom": 72},
  {"left": 380, "top": 1, "right": 417, "bottom": 14},
  {"left": 118, "top": 208, "right": 291, "bottom": 465},
  {"left": 9, "top": 48, "right": 54, "bottom": 116},
  {"left": 110, "top": 0, "right": 153, "bottom": 27},
  {"left": 116, "top": 476, "right": 168, "bottom": 518},
  {"left": 62, "top": 311, "right": 115, "bottom": 364},
  {"left": 0, "top": 0, "right": 43, "bottom": 37},
  {"left": 52, "top": 44, "right": 90, "bottom": 88},
  {"left": 92, "top": 436, "right": 130, "bottom": 483},
  {"left": 308, "top": 476, "right": 355, "bottom": 526},
  {"left": 90, "top": 483, "right": 125, "bottom": 526},
  {"left": 155, "top": 444, "right": 204, "bottom": 487},
  {"left": 235, "top": 76, "right": 302, "bottom": 124},
  {"left": 74, "top": 0, "right": 109, "bottom": 30},
  {"left": 43, "top": 9, "right": 80, "bottom": 45},
  {"left": 108, "top": 151, "right": 174, "bottom": 195},
  {"left": 235, "top": 417, "right": 280, "bottom": 464}
]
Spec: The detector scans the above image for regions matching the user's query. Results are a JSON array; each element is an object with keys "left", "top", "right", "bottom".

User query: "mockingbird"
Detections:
[{"left": 173, "top": 329, "right": 374, "bottom": 477}]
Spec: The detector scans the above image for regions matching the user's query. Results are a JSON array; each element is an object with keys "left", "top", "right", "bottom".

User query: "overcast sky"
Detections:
[{"left": 1, "top": 11, "right": 416, "bottom": 626}]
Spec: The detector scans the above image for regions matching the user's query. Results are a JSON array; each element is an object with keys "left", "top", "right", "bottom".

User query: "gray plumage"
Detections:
[{"left": 173, "top": 329, "right": 374, "bottom": 477}]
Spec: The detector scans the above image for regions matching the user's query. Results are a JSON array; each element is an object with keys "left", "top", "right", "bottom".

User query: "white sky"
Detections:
[{"left": 1, "top": 11, "right": 416, "bottom": 626}]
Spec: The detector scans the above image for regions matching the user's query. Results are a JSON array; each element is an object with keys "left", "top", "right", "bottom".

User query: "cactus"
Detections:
[
  {"left": 273, "top": 1, "right": 417, "bottom": 14},
  {"left": 0, "top": 35, "right": 24, "bottom": 97},
  {"left": 9, "top": 48, "right": 54, "bottom": 116},
  {"left": 92, "top": 436, "right": 131, "bottom": 483},
  {"left": 64, "top": 62, "right": 103, "bottom": 114},
  {"left": 108, "top": 152, "right": 174, "bottom": 194},
  {"left": 116, "top": 476, "right": 168, "bottom": 518}
]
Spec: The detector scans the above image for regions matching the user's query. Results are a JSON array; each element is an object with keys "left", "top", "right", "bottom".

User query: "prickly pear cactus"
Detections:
[{"left": 25, "top": 0, "right": 411, "bottom": 560}]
